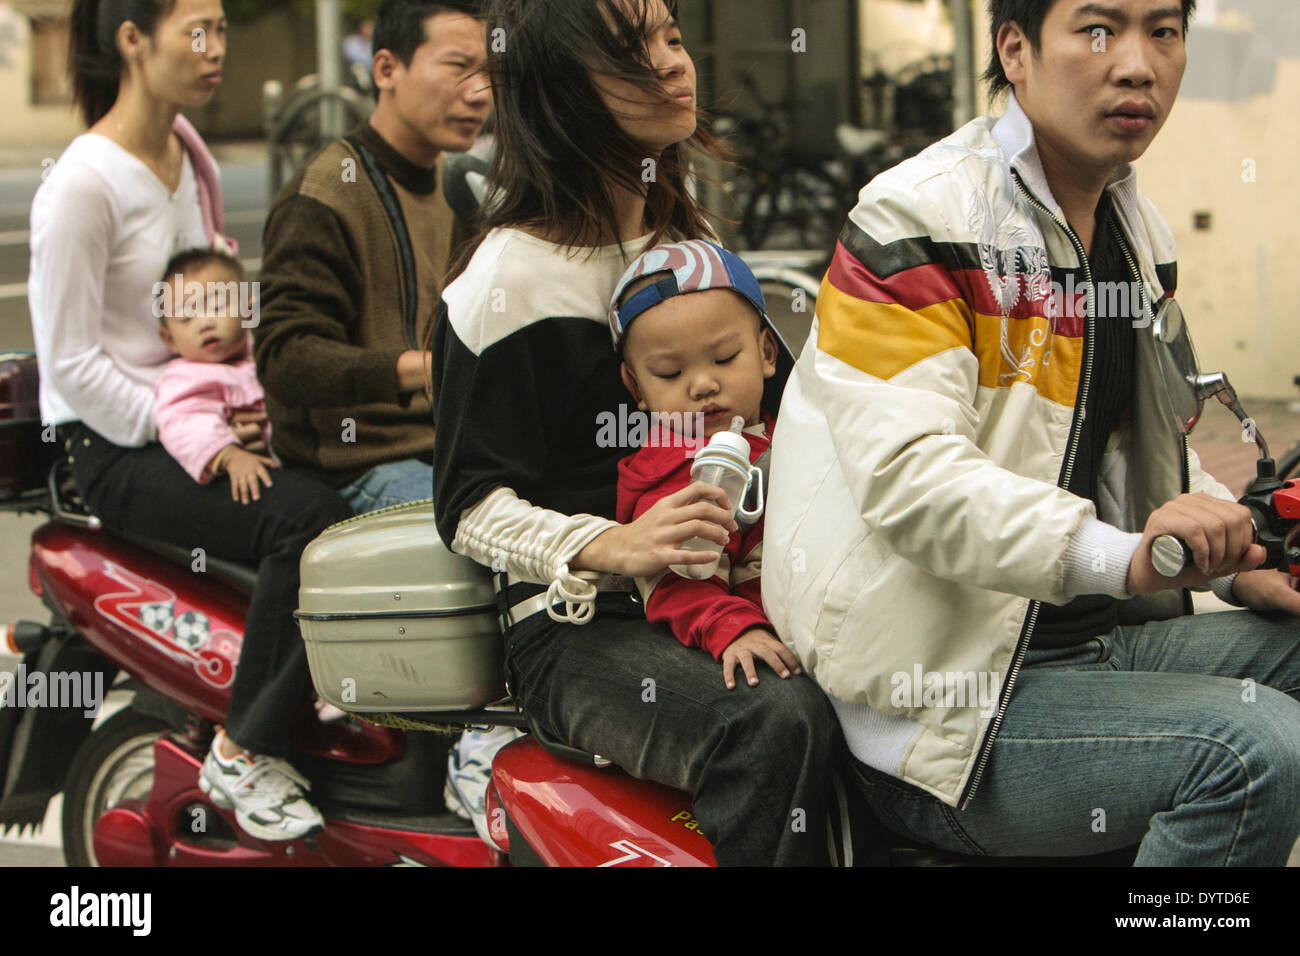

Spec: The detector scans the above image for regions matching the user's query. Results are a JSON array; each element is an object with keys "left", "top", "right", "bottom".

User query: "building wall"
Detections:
[
  {"left": 0, "top": 1, "right": 315, "bottom": 145},
  {"left": 1136, "top": 1, "right": 1300, "bottom": 400},
  {"left": 185, "top": 7, "right": 317, "bottom": 140},
  {"left": 0, "top": 3, "right": 81, "bottom": 146},
  {"left": 859, "top": 0, "right": 953, "bottom": 75},
  {"left": 863, "top": 0, "right": 1299, "bottom": 400},
  {"left": 4, "top": 0, "right": 1294, "bottom": 399}
]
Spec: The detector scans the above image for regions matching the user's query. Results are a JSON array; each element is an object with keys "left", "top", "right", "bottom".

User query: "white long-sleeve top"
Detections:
[{"left": 28, "top": 133, "right": 208, "bottom": 447}]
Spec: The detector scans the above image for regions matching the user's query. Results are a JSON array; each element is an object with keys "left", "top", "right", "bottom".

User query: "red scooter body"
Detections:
[
  {"left": 17, "top": 474, "right": 1300, "bottom": 867},
  {"left": 34, "top": 522, "right": 245, "bottom": 724},
  {"left": 19, "top": 516, "right": 715, "bottom": 867},
  {"left": 488, "top": 737, "right": 716, "bottom": 866}
]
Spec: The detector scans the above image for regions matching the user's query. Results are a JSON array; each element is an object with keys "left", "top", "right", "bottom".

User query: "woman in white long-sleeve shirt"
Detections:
[{"left": 27, "top": 0, "right": 351, "bottom": 842}]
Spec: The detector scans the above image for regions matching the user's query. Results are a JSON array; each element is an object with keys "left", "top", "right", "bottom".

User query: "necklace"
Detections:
[{"left": 111, "top": 120, "right": 181, "bottom": 193}]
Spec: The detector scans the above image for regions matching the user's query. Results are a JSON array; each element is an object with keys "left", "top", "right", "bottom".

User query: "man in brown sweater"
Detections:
[
  {"left": 253, "top": 0, "right": 509, "bottom": 843},
  {"left": 255, "top": 0, "right": 488, "bottom": 506}
]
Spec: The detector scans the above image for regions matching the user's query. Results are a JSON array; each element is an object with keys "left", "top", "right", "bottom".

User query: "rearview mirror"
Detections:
[
  {"left": 1152, "top": 298, "right": 1203, "bottom": 434},
  {"left": 1151, "top": 298, "right": 1270, "bottom": 459}
]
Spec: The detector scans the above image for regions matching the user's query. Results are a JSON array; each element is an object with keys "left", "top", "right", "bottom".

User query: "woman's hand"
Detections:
[
  {"left": 721, "top": 629, "right": 802, "bottom": 690},
  {"left": 228, "top": 409, "right": 269, "bottom": 453},
  {"left": 573, "top": 482, "right": 739, "bottom": 578}
]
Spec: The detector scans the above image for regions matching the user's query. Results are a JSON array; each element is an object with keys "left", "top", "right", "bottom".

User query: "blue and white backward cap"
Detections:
[{"left": 607, "top": 239, "right": 796, "bottom": 413}]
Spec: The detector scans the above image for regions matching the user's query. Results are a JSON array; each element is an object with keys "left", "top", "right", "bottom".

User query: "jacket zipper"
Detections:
[{"left": 959, "top": 172, "right": 1098, "bottom": 810}]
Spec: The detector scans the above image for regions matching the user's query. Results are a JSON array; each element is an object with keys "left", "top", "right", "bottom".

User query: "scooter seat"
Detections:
[
  {"left": 42, "top": 454, "right": 262, "bottom": 596},
  {"left": 118, "top": 531, "right": 261, "bottom": 597},
  {"left": 888, "top": 834, "right": 1138, "bottom": 867}
]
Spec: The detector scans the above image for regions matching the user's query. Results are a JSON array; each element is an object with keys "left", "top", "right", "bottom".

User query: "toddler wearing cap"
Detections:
[{"left": 610, "top": 239, "right": 802, "bottom": 690}]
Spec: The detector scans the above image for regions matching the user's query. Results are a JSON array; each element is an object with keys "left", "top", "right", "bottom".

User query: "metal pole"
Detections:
[
  {"left": 316, "top": 0, "right": 343, "bottom": 138},
  {"left": 949, "top": 0, "right": 976, "bottom": 129}
]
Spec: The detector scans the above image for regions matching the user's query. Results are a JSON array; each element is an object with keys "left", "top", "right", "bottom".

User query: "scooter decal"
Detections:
[
  {"left": 93, "top": 561, "right": 241, "bottom": 689},
  {"left": 597, "top": 839, "right": 672, "bottom": 867}
]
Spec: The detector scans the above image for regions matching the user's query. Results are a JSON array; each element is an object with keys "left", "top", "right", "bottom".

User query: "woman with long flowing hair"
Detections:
[{"left": 433, "top": 0, "right": 839, "bottom": 865}]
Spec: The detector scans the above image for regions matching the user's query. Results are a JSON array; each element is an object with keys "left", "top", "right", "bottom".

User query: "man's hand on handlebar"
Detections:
[
  {"left": 1127, "top": 493, "right": 1266, "bottom": 595},
  {"left": 572, "top": 482, "right": 738, "bottom": 578}
]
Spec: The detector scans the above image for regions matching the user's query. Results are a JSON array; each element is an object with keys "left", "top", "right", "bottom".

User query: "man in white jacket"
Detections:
[{"left": 764, "top": 0, "right": 1300, "bottom": 864}]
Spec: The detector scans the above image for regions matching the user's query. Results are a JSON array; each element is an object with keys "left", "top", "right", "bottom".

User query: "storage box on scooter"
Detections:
[
  {"left": 0, "top": 352, "right": 58, "bottom": 500},
  {"left": 297, "top": 499, "right": 506, "bottom": 712}
]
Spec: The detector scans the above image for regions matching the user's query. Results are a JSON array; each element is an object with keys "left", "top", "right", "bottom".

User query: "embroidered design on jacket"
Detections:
[{"left": 968, "top": 187, "right": 1054, "bottom": 385}]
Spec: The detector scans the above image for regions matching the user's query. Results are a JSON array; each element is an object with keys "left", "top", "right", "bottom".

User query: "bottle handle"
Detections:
[{"left": 736, "top": 466, "right": 765, "bottom": 523}]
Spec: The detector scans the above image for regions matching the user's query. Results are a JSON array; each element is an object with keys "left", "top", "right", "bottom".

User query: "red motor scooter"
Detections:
[
  {"left": 0, "top": 351, "right": 719, "bottom": 867},
  {"left": 5, "top": 300, "right": 1300, "bottom": 866}
]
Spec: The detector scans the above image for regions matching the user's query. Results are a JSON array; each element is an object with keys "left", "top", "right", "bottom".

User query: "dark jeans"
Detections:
[
  {"left": 504, "top": 593, "right": 841, "bottom": 866},
  {"left": 65, "top": 424, "right": 353, "bottom": 756},
  {"left": 849, "top": 611, "right": 1300, "bottom": 865}
]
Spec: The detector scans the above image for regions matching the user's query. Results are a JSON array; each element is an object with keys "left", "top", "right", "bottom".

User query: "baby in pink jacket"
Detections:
[{"left": 154, "top": 248, "right": 277, "bottom": 504}]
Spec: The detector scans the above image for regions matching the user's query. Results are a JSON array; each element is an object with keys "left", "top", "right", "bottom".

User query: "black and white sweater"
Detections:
[{"left": 432, "top": 227, "right": 656, "bottom": 610}]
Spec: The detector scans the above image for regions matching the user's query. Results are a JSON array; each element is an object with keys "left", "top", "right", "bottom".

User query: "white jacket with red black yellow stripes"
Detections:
[{"left": 761, "top": 92, "right": 1235, "bottom": 810}]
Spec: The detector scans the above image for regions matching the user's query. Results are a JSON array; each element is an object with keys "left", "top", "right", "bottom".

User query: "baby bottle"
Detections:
[{"left": 671, "top": 416, "right": 765, "bottom": 580}]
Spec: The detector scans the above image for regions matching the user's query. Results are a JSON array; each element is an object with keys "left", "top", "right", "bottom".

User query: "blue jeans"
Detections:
[
  {"left": 339, "top": 459, "right": 433, "bottom": 514},
  {"left": 850, "top": 610, "right": 1300, "bottom": 865}
]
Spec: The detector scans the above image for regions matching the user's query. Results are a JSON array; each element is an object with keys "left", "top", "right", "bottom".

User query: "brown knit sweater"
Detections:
[{"left": 254, "top": 121, "right": 468, "bottom": 488}]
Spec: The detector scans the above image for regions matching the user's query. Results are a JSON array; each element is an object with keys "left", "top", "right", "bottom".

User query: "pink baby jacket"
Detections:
[{"left": 154, "top": 352, "right": 270, "bottom": 483}]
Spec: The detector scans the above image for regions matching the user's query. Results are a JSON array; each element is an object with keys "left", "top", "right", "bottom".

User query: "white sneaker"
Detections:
[
  {"left": 444, "top": 725, "right": 518, "bottom": 846},
  {"left": 314, "top": 698, "right": 347, "bottom": 723},
  {"left": 199, "top": 731, "right": 325, "bottom": 842}
]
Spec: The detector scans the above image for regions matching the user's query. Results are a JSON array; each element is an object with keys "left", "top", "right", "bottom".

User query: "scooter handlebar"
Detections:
[
  {"left": 1151, "top": 533, "right": 1194, "bottom": 578},
  {"left": 1150, "top": 509, "right": 1268, "bottom": 579}
]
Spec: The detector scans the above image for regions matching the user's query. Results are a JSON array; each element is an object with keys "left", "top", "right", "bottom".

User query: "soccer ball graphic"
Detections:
[
  {"left": 139, "top": 601, "right": 174, "bottom": 636},
  {"left": 172, "top": 610, "right": 211, "bottom": 652}
]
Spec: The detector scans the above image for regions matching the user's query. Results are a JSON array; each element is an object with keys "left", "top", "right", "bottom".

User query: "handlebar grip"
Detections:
[{"left": 1151, "top": 534, "right": 1192, "bottom": 578}]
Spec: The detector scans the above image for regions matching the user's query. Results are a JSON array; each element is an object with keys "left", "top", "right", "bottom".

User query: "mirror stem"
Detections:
[{"left": 1206, "top": 380, "right": 1271, "bottom": 461}]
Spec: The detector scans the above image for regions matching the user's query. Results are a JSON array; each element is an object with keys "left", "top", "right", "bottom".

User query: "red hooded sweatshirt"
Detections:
[{"left": 615, "top": 410, "right": 777, "bottom": 660}]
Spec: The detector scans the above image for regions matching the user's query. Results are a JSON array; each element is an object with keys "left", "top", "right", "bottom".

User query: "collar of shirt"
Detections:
[
  {"left": 991, "top": 90, "right": 1138, "bottom": 225},
  {"left": 351, "top": 120, "right": 439, "bottom": 196}
]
